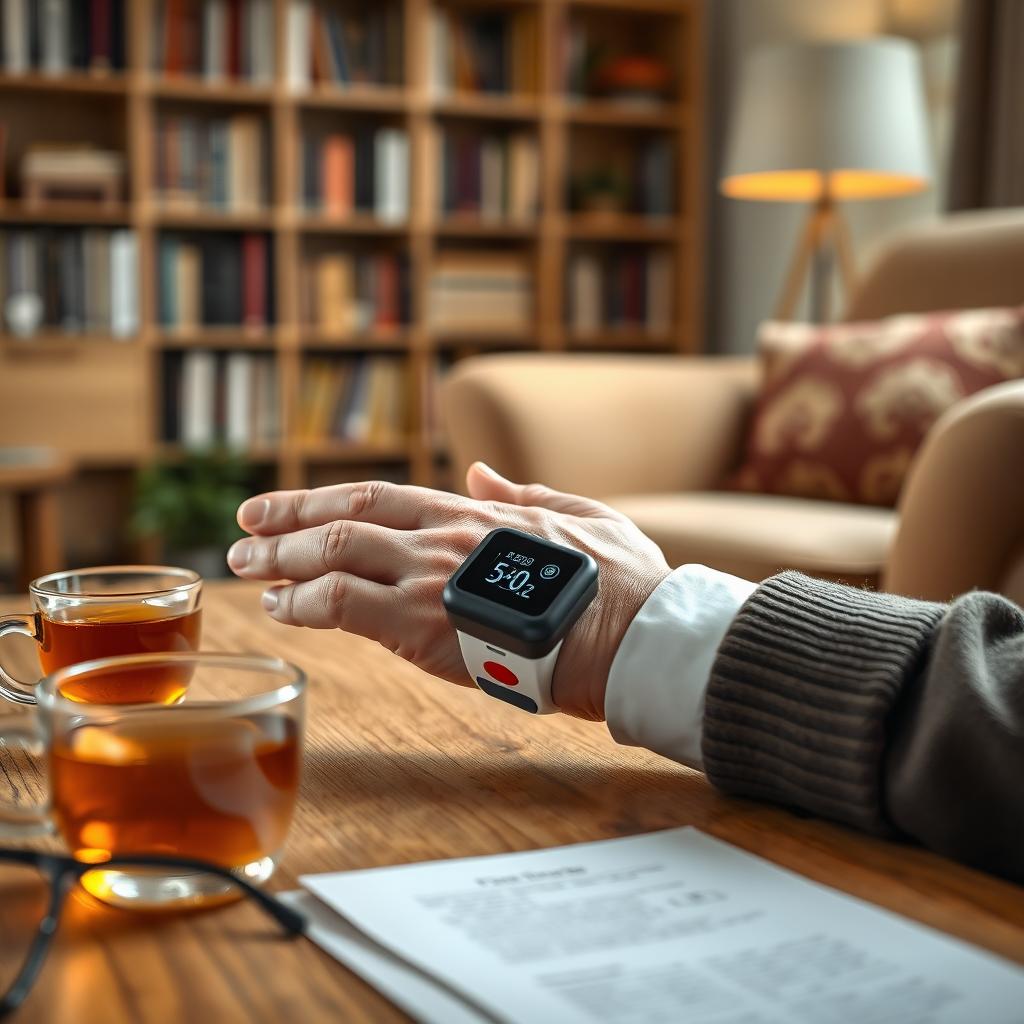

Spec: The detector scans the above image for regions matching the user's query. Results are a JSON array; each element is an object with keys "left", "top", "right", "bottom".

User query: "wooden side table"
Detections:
[{"left": 0, "top": 450, "right": 72, "bottom": 590}]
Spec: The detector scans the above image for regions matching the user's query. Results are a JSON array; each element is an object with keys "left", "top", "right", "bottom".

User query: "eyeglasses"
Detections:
[{"left": 0, "top": 848, "right": 306, "bottom": 1019}]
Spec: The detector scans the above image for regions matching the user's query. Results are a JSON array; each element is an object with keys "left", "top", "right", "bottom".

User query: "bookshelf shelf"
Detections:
[
  {"left": 432, "top": 94, "right": 542, "bottom": 121},
  {"left": 300, "top": 331, "right": 414, "bottom": 350},
  {"left": 156, "top": 330, "right": 278, "bottom": 350},
  {"left": 0, "top": 72, "right": 128, "bottom": 96},
  {"left": 0, "top": 201, "right": 132, "bottom": 225},
  {"left": 431, "top": 331, "right": 535, "bottom": 348},
  {"left": 561, "top": 101, "right": 683, "bottom": 128},
  {"left": 567, "top": 0, "right": 692, "bottom": 11},
  {"left": 0, "top": 334, "right": 137, "bottom": 353},
  {"left": 296, "top": 215, "right": 410, "bottom": 236},
  {"left": 293, "top": 441, "right": 412, "bottom": 463},
  {"left": 0, "top": 0, "right": 703, "bottom": 507},
  {"left": 147, "top": 77, "right": 276, "bottom": 105},
  {"left": 156, "top": 443, "right": 280, "bottom": 463},
  {"left": 566, "top": 215, "right": 680, "bottom": 240},
  {"left": 154, "top": 209, "right": 276, "bottom": 230},
  {"left": 434, "top": 218, "right": 538, "bottom": 238},
  {"left": 297, "top": 87, "right": 412, "bottom": 112}
]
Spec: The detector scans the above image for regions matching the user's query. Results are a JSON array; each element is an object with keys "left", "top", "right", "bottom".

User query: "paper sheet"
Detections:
[
  {"left": 298, "top": 827, "right": 1024, "bottom": 1024},
  {"left": 278, "top": 890, "right": 491, "bottom": 1024}
]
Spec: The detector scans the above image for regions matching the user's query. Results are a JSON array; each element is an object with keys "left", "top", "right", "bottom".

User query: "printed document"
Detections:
[{"left": 296, "top": 827, "right": 1024, "bottom": 1023}]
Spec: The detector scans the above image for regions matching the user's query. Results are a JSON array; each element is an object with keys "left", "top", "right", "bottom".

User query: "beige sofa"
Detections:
[{"left": 442, "top": 210, "right": 1024, "bottom": 605}]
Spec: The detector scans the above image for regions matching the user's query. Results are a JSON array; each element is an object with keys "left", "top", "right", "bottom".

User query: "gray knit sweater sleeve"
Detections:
[{"left": 702, "top": 572, "right": 1024, "bottom": 883}]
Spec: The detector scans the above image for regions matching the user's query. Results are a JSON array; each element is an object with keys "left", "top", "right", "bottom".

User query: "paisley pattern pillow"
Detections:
[{"left": 728, "top": 306, "right": 1024, "bottom": 506}]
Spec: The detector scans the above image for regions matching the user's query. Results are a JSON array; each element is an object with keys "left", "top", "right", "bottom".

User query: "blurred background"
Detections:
[{"left": 1, "top": 0, "right": 1020, "bottom": 599}]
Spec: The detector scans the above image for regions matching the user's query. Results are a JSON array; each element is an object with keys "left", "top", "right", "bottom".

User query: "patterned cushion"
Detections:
[{"left": 728, "top": 306, "right": 1024, "bottom": 506}]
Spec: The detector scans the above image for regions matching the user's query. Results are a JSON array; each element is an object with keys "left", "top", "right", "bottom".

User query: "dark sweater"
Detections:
[{"left": 702, "top": 572, "right": 1024, "bottom": 883}]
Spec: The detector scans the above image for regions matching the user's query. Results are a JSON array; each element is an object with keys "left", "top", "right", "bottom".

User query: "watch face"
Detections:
[{"left": 454, "top": 530, "right": 585, "bottom": 617}]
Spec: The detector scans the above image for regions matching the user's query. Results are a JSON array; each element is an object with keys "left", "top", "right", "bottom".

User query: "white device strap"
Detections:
[{"left": 456, "top": 631, "right": 562, "bottom": 715}]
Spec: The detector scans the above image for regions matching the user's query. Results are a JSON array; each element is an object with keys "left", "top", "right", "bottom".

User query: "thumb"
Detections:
[{"left": 466, "top": 462, "right": 620, "bottom": 520}]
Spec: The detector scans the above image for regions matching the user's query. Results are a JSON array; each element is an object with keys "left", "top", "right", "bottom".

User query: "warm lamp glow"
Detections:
[
  {"left": 720, "top": 39, "right": 933, "bottom": 204},
  {"left": 721, "top": 169, "right": 930, "bottom": 201}
]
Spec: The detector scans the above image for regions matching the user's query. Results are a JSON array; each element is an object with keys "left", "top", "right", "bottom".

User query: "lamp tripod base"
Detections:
[{"left": 774, "top": 193, "right": 856, "bottom": 323}]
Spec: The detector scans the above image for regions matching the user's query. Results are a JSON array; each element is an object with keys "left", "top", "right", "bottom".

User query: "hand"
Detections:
[{"left": 227, "top": 463, "right": 670, "bottom": 720}]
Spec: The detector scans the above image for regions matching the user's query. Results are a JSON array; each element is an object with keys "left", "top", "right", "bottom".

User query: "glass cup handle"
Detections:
[
  {"left": 0, "top": 713, "right": 53, "bottom": 839},
  {"left": 0, "top": 614, "right": 41, "bottom": 706}
]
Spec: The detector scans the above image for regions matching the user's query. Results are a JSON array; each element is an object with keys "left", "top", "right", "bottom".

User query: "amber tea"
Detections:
[
  {"left": 0, "top": 652, "right": 305, "bottom": 908},
  {"left": 40, "top": 604, "right": 202, "bottom": 704},
  {"left": 51, "top": 712, "right": 300, "bottom": 867},
  {"left": 0, "top": 566, "right": 202, "bottom": 706}
]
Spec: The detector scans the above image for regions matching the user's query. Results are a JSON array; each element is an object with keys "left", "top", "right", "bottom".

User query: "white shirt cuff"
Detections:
[{"left": 604, "top": 564, "right": 757, "bottom": 770}]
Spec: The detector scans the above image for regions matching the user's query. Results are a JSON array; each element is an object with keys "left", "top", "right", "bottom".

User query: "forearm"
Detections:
[{"left": 702, "top": 573, "right": 1024, "bottom": 882}]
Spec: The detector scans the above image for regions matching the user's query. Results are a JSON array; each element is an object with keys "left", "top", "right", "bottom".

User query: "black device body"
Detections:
[{"left": 443, "top": 528, "right": 599, "bottom": 659}]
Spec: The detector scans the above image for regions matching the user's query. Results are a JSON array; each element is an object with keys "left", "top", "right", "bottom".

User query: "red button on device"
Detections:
[{"left": 483, "top": 661, "right": 519, "bottom": 686}]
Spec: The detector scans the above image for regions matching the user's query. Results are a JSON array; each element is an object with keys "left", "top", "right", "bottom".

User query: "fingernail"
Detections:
[
  {"left": 475, "top": 461, "right": 503, "bottom": 480},
  {"left": 239, "top": 498, "right": 269, "bottom": 529},
  {"left": 227, "top": 541, "right": 251, "bottom": 569},
  {"left": 261, "top": 589, "right": 279, "bottom": 612}
]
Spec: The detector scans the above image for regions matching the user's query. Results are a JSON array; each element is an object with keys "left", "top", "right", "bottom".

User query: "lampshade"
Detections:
[{"left": 721, "top": 38, "right": 932, "bottom": 201}]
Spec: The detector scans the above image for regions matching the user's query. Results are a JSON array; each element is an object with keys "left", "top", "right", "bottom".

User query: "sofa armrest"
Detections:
[
  {"left": 884, "top": 380, "right": 1024, "bottom": 603},
  {"left": 442, "top": 354, "right": 759, "bottom": 498}
]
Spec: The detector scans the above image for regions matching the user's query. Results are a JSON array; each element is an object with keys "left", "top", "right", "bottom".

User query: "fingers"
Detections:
[
  {"left": 262, "top": 573, "right": 399, "bottom": 634},
  {"left": 465, "top": 461, "right": 623, "bottom": 521},
  {"left": 238, "top": 480, "right": 468, "bottom": 537},
  {"left": 228, "top": 520, "right": 407, "bottom": 584}
]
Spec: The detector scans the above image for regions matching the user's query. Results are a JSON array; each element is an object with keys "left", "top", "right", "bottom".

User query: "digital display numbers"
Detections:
[{"left": 456, "top": 532, "right": 583, "bottom": 617}]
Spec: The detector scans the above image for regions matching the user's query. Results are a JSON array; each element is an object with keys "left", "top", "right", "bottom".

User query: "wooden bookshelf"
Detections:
[{"left": 0, "top": 0, "right": 703, "bottom": 512}]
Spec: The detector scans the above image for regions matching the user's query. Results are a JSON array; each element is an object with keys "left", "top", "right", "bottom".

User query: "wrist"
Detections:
[{"left": 552, "top": 566, "right": 671, "bottom": 721}]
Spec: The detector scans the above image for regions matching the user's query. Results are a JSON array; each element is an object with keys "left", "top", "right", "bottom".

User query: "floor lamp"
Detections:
[{"left": 720, "top": 38, "right": 933, "bottom": 323}]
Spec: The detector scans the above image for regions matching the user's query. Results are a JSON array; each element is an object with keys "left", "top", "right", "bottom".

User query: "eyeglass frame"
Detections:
[{"left": 0, "top": 848, "right": 306, "bottom": 1019}]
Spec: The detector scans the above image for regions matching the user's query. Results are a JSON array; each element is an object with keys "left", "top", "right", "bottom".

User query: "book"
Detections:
[
  {"left": 567, "top": 248, "right": 673, "bottom": 335},
  {"left": 569, "top": 253, "right": 601, "bottom": 334},
  {"left": 253, "top": 355, "right": 278, "bottom": 441},
  {"left": 201, "top": 234, "right": 241, "bottom": 325},
  {"left": 153, "top": 0, "right": 270, "bottom": 81},
  {"left": 181, "top": 349, "right": 217, "bottom": 446},
  {"left": 91, "top": 0, "right": 112, "bottom": 71},
  {"left": 158, "top": 235, "right": 178, "bottom": 326},
  {"left": 304, "top": 250, "right": 408, "bottom": 335},
  {"left": 639, "top": 137, "right": 673, "bottom": 218},
  {"left": 109, "top": 229, "right": 138, "bottom": 338},
  {"left": 429, "top": 7, "right": 537, "bottom": 96},
  {"left": 248, "top": 0, "right": 273, "bottom": 84},
  {"left": 3, "top": 0, "right": 28, "bottom": 73},
  {"left": 374, "top": 128, "right": 408, "bottom": 223},
  {"left": 40, "top": 0, "right": 69, "bottom": 75},
  {"left": 224, "top": 351, "right": 253, "bottom": 446},
  {"left": 286, "top": 0, "right": 310, "bottom": 89},
  {"left": 154, "top": 113, "right": 266, "bottom": 211},
  {"left": 159, "top": 233, "right": 267, "bottom": 329},
  {"left": 176, "top": 242, "right": 200, "bottom": 329},
  {"left": 242, "top": 232, "right": 266, "bottom": 328},
  {"left": 167, "top": 349, "right": 276, "bottom": 444},
  {"left": 202, "top": 0, "right": 226, "bottom": 79},
  {"left": 430, "top": 251, "right": 532, "bottom": 331},
  {"left": 646, "top": 249, "right": 672, "bottom": 334},
  {"left": 322, "top": 134, "right": 354, "bottom": 218},
  {"left": 315, "top": 253, "right": 354, "bottom": 335},
  {"left": 294, "top": 1, "right": 403, "bottom": 90},
  {"left": 438, "top": 129, "right": 538, "bottom": 222},
  {"left": 353, "top": 130, "right": 373, "bottom": 211}
]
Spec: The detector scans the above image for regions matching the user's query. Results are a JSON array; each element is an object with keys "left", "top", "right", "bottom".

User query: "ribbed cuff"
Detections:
[{"left": 702, "top": 572, "right": 945, "bottom": 835}]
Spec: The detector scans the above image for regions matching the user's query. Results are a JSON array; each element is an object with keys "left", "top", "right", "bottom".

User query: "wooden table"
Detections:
[{"left": 3, "top": 581, "right": 1024, "bottom": 1022}]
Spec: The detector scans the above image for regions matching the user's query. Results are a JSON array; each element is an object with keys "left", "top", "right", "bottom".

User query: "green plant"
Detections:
[
  {"left": 132, "top": 450, "right": 252, "bottom": 552},
  {"left": 572, "top": 165, "right": 628, "bottom": 213}
]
